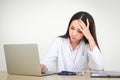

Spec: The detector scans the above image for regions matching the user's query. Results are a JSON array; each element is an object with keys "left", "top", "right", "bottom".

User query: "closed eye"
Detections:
[
  {"left": 78, "top": 29, "right": 82, "bottom": 33},
  {"left": 70, "top": 26, "right": 75, "bottom": 30}
]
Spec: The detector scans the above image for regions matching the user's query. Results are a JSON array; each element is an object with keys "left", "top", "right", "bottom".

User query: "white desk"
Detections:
[{"left": 0, "top": 72, "right": 120, "bottom": 80}]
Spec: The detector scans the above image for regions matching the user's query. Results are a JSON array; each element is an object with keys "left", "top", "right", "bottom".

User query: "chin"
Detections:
[{"left": 71, "top": 38, "right": 78, "bottom": 42}]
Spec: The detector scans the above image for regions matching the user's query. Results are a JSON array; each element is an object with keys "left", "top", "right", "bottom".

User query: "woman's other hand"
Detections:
[{"left": 40, "top": 64, "right": 47, "bottom": 74}]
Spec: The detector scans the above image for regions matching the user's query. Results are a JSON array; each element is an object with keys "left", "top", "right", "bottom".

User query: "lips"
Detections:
[{"left": 71, "top": 37, "right": 76, "bottom": 40}]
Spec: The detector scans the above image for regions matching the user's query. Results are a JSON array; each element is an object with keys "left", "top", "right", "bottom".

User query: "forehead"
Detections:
[{"left": 71, "top": 20, "right": 79, "bottom": 26}]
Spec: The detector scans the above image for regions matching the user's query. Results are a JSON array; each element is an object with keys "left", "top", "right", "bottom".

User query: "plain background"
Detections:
[{"left": 0, "top": 0, "right": 120, "bottom": 72}]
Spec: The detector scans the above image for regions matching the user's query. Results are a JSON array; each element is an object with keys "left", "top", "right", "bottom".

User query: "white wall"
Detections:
[{"left": 0, "top": 0, "right": 120, "bottom": 72}]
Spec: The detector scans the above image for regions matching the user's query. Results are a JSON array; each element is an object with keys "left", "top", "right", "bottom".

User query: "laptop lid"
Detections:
[{"left": 4, "top": 44, "right": 42, "bottom": 76}]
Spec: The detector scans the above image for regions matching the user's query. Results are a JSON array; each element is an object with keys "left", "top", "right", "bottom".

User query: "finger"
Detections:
[
  {"left": 79, "top": 24, "right": 84, "bottom": 32},
  {"left": 86, "top": 19, "right": 90, "bottom": 28},
  {"left": 78, "top": 20, "right": 86, "bottom": 30},
  {"left": 78, "top": 22, "right": 85, "bottom": 33},
  {"left": 79, "top": 19, "right": 86, "bottom": 28}
]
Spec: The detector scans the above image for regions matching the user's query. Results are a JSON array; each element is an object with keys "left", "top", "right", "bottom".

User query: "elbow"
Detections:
[
  {"left": 95, "top": 60, "right": 104, "bottom": 71},
  {"left": 95, "top": 65, "right": 104, "bottom": 71},
  {"left": 89, "top": 62, "right": 104, "bottom": 71},
  {"left": 90, "top": 64, "right": 104, "bottom": 71}
]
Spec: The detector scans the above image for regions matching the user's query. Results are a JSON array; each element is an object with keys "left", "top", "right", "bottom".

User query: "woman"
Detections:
[{"left": 40, "top": 11, "right": 104, "bottom": 73}]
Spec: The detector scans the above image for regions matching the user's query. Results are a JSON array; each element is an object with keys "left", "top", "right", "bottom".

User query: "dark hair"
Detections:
[{"left": 59, "top": 11, "right": 100, "bottom": 49}]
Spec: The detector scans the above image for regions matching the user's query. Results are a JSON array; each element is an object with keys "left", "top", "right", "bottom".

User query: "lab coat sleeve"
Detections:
[
  {"left": 40, "top": 38, "right": 59, "bottom": 72},
  {"left": 87, "top": 46, "right": 104, "bottom": 70}
]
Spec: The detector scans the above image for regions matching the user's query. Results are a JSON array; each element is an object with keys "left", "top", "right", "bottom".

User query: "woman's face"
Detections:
[{"left": 69, "top": 20, "right": 84, "bottom": 43}]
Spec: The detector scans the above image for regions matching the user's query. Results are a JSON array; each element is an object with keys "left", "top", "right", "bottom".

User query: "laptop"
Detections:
[
  {"left": 90, "top": 71, "right": 120, "bottom": 78},
  {"left": 4, "top": 44, "right": 56, "bottom": 76}
]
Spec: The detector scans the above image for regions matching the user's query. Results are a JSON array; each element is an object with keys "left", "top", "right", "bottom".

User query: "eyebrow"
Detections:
[{"left": 70, "top": 25, "right": 74, "bottom": 28}]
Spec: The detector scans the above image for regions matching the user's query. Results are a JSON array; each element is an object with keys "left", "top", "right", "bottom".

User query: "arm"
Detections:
[
  {"left": 79, "top": 19, "right": 104, "bottom": 70},
  {"left": 87, "top": 46, "right": 104, "bottom": 70},
  {"left": 40, "top": 38, "right": 59, "bottom": 73}
]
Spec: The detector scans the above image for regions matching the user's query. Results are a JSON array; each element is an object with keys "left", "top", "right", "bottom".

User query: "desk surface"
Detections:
[{"left": 0, "top": 72, "right": 120, "bottom": 80}]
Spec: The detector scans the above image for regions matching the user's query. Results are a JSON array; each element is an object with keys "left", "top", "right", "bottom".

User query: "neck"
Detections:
[{"left": 70, "top": 39, "right": 81, "bottom": 51}]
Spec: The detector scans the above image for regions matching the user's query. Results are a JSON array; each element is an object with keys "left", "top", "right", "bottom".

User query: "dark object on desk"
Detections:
[
  {"left": 90, "top": 71, "right": 120, "bottom": 78},
  {"left": 57, "top": 71, "right": 77, "bottom": 75}
]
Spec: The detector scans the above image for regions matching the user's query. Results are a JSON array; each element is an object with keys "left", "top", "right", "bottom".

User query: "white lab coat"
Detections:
[{"left": 40, "top": 37, "right": 104, "bottom": 72}]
